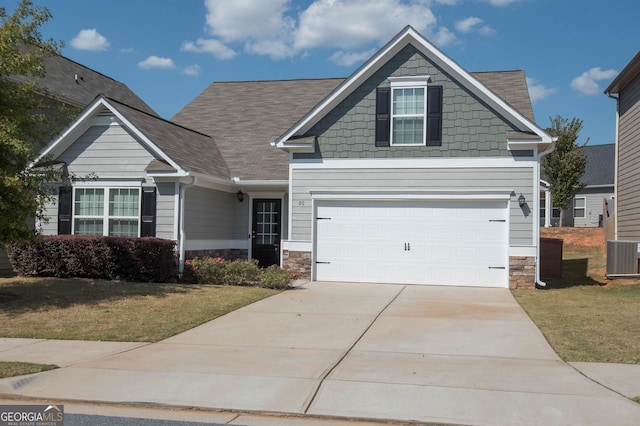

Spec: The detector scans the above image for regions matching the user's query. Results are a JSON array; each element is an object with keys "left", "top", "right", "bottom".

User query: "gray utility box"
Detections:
[{"left": 606, "top": 240, "right": 640, "bottom": 275}]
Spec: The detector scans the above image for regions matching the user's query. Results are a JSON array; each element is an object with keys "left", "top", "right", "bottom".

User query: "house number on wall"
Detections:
[{"left": 298, "top": 201, "right": 305, "bottom": 206}]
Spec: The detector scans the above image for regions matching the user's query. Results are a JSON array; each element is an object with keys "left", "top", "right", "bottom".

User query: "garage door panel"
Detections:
[{"left": 315, "top": 200, "right": 508, "bottom": 287}]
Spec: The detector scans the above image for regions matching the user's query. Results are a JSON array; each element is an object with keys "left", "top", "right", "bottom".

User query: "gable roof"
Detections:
[
  {"left": 37, "top": 96, "right": 229, "bottom": 181},
  {"left": 471, "top": 70, "right": 535, "bottom": 122},
  {"left": 275, "top": 26, "right": 552, "bottom": 150},
  {"left": 605, "top": 51, "right": 640, "bottom": 94},
  {"left": 581, "top": 144, "right": 615, "bottom": 186},
  {"left": 9, "top": 53, "right": 157, "bottom": 115},
  {"left": 172, "top": 78, "right": 344, "bottom": 181}
]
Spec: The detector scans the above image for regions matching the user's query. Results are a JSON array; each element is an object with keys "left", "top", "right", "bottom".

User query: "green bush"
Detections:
[
  {"left": 186, "top": 257, "right": 295, "bottom": 289},
  {"left": 8, "top": 235, "right": 177, "bottom": 282}
]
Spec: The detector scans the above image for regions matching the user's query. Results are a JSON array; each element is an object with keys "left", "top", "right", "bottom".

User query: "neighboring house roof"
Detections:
[
  {"left": 540, "top": 143, "right": 615, "bottom": 188},
  {"left": 274, "top": 26, "right": 552, "bottom": 152},
  {"left": 172, "top": 78, "right": 345, "bottom": 181},
  {"left": 605, "top": 51, "right": 640, "bottom": 94},
  {"left": 9, "top": 53, "right": 157, "bottom": 115},
  {"left": 581, "top": 144, "right": 615, "bottom": 186},
  {"left": 37, "top": 96, "right": 229, "bottom": 181}
]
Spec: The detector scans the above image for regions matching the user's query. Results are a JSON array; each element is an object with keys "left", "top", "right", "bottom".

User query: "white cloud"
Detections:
[
  {"left": 138, "top": 56, "right": 176, "bottom": 70},
  {"left": 435, "top": 0, "right": 459, "bottom": 4},
  {"left": 432, "top": 27, "right": 457, "bottom": 47},
  {"left": 294, "top": 0, "right": 437, "bottom": 50},
  {"left": 484, "top": 0, "right": 522, "bottom": 6},
  {"left": 526, "top": 77, "right": 558, "bottom": 102},
  {"left": 478, "top": 25, "right": 496, "bottom": 36},
  {"left": 571, "top": 67, "right": 618, "bottom": 95},
  {"left": 456, "top": 17, "right": 483, "bottom": 33},
  {"left": 183, "top": 64, "right": 201, "bottom": 77},
  {"left": 330, "top": 49, "right": 377, "bottom": 67},
  {"left": 70, "top": 29, "right": 110, "bottom": 51},
  {"left": 181, "top": 38, "right": 237, "bottom": 60}
]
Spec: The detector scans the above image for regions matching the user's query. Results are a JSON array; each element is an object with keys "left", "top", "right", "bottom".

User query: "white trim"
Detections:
[
  {"left": 72, "top": 186, "right": 141, "bottom": 237},
  {"left": 184, "top": 239, "right": 249, "bottom": 251},
  {"left": 290, "top": 157, "right": 536, "bottom": 169},
  {"left": 247, "top": 192, "right": 286, "bottom": 263},
  {"left": 309, "top": 188, "right": 514, "bottom": 201},
  {"left": 389, "top": 75, "right": 430, "bottom": 86},
  {"left": 573, "top": 196, "right": 586, "bottom": 219},
  {"left": 72, "top": 179, "right": 143, "bottom": 187},
  {"left": 173, "top": 182, "right": 180, "bottom": 241},
  {"left": 390, "top": 83, "right": 427, "bottom": 147},
  {"left": 282, "top": 240, "right": 312, "bottom": 251},
  {"left": 509, "top": 246, "right": 536, "bottom": 257}
]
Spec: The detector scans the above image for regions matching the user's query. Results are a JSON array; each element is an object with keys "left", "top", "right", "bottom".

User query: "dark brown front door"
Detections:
[{"left": 252, "top": 199, "right": 281, "bottom": 267}]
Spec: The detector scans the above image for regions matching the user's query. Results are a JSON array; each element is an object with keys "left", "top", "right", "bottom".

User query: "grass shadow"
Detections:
[{"left": 542, "top": 258, "right": 606, "bottom": 289}]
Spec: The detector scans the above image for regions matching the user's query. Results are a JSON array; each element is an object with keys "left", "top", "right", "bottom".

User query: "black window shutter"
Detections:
[
  {"left": 375, "top": 87, "right": 391, "bottom": 147},
  {"left": 58, "top": 186, "right": 72, "bottom": 235},
  {"left": 426, "top": 85, "right": 443, "bottom": 146},
  {"left": 140, "top": 186, "right": 156, "bottom": 237}
]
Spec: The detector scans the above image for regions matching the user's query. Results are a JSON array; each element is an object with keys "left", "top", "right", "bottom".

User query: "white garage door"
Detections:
[{"left": 314, "top": 200, "right": 508, "bottom": 287}]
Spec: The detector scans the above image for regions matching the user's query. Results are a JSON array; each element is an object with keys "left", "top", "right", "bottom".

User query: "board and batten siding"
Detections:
[
  {"left": 155, "top": 182, "right": 177, "bottom": 240},
  {"left": 57, "top": 124, "right": 155, "bottom": 177},
  {"left": 617, "top": 75, "right": 640, "bottom": 240},
  {"left": 291, "top": 167, "right": 534, "bottom": 246}
]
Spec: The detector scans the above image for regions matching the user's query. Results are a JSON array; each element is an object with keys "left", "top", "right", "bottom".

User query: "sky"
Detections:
[{"left": 7, "top": 0, "right": 640, "bottom": 145}]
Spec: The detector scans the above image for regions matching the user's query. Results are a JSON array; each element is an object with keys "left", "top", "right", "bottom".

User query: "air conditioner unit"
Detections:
[{"left": 606, "top": 241, "right": 640, "bottom": 275}]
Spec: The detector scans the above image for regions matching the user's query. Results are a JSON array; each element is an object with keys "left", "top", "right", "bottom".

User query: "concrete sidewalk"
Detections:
[{"left": 1, "top": 282, "right": 639, "bottom": 425}]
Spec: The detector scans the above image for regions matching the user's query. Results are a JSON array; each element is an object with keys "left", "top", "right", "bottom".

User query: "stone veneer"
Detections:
[
  {"left": 185, "top": 249, "right": 248, "bottom": 261},
  {"left": 283, "top": 250, "right": 312, "bottom": 279},
  {"left": 509, "top": 256, "right": 536, "bottom": 289}
]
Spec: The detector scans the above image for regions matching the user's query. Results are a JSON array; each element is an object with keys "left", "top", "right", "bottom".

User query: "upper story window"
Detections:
[{"left": 389, "top": 77, "right": 428, "bottom": 146}]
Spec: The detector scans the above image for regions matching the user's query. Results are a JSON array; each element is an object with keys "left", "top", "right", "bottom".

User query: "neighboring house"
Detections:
[
  {"left": 540, "top": 143, "right": 615, "bottom": 227},
  {"left": 36, "top": 26, "right": 554, "bottom": 288},
  {"left": 0, "top": 53, "right": 155, "bottom": 270},
  {"left": 605, "top": 51, "right": 640, "bottom": 241}
]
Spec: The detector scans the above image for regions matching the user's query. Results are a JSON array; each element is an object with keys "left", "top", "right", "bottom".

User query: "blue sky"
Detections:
[{"left": 10, "top": 0, "right": 639, "bottom": 145}]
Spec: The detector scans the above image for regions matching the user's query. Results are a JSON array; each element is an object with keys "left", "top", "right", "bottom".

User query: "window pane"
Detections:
[
  {"left": 109, "top": 188, "right": 139, "bottom": 217},
  {"left": 393, "top": 117, "right": 424, "bottom": 145},
  {"left": 74, "top": 219, "right": 103, "bottom": 235},
  {"left": 574, "top": 198, "right": 585, "bottom": 208},
  {"left": 75, "top": 188, "right": 104, "bottom": 216},
  {"left": 109, "top": 219, "right": 138, "bottom": 237}
]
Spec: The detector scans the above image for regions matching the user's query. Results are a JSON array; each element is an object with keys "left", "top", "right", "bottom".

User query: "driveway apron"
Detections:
[{"left": 1, "top": 281, "right": 639, "bottom": 425}]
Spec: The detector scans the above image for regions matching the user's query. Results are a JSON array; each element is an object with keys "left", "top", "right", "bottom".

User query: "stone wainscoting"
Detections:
[
  {"left": 185, "top": 249, "right": 248, "bottom": 261},
  {"left": 283, "top": 250, "right": 312, "bottom": 279},
  {"left": 509, "top": 256, "right": 536, "bottom": 289}
]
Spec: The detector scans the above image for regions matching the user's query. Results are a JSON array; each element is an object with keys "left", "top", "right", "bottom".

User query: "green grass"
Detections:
[
  {"left": 0, "top": 276, "right": 280, "bottom": 342},
  {"left": 514, "top": 228, "right": 640, "bottom": 364},
  {"left": 0, "top": 361, "right": 58, "bottom": 378}
]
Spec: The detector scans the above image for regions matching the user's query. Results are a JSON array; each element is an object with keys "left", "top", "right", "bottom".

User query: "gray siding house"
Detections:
[
  {"left": 0, "top": 54, "right": 155, "bottom": 270},
  {"left": 605, "top": 51, "right": 640, "bottom": 240},
  {"left": 36, "top": 26, "right": 554, "bottom": 288},
  {"left": 540, "top": 144, "right": 615, "bottom": 227}
]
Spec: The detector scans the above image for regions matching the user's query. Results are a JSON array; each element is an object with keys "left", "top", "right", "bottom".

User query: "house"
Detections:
[
  {"left": 0, "top": 53, "right": 155, "bottom": 270},
  {"left": 36, "top": 26, "right": 554, "bottom": 288},
  {"left": 540, "top": 143, "right": 615, "bottom": 227},
  {"left": 604, "top": 51, "right": 640, "bottom": 240}
]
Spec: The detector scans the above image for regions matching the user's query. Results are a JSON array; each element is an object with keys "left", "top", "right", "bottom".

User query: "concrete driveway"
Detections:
[{"left": 1, "top": 281, "right": 639, "bottom": 425}]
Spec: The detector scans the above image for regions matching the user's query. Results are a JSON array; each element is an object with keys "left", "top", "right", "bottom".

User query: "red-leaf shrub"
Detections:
[{"left": 7, "top": 235, "right": 177, "bottom": 282}]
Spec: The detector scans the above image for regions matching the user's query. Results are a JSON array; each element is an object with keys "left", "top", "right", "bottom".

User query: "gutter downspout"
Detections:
[
  {"left": 178, "top": 176, "right": 197, "bottom": 275},
  {"left": 536, "top": 139, "right": 557, "bottom": 287},
  {"left": 605, "top": 91, "right": 620, "bottom": 240}
]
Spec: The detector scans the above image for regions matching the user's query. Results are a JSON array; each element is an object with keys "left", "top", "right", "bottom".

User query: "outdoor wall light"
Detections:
[
  {"left": 236, "top": 191, "right": 244, "bottom": 202},
  {"left": 518, "top": 194, "right": 526, "bottom": 207}
]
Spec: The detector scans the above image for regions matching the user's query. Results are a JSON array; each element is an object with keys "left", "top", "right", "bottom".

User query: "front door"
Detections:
[{"left": 252, "top": 199, "right": 281, "bottom": 267}]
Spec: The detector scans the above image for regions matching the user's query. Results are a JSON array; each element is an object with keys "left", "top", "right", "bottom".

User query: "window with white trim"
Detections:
[
  {"left": 391, "top": 86, "right": 426, "bottom": 145},
  {"left": 574, "top": 197, "right": 586, "bottom": 219},
  {"left": 73, "top": 187, "right": 140, "bottom": 237}
]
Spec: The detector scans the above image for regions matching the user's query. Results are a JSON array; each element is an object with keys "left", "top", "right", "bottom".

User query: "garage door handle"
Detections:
[
  {"left": 489, "top": 219, "right": 506, "bottom": 222},
  {"left": 488, "top": 266, "right": 506, "bottom": 269},
  {"left": 316, "top": 261, "right": 331, "bottom": 264},
  {"left": 317, "top": 217, "right": 331, "bottom": 220}
]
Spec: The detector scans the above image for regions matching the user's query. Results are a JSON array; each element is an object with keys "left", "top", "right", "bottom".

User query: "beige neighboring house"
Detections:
[
  {"left": 0, "top": 53, "right": 156, "bottom": 270},
  {"left": 604, "top": 51, "right": 640, "bottom": 240}
]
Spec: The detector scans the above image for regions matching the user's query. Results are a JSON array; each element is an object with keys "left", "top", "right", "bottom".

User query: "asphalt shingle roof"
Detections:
[
  {"left": 10, "top": 54, "right": 156, "bottom": 115},
  {"left": 581, "top": 144, "right": 615, "bottom": 186},
  {"left": 172, "top": 71, "right": 535, "bottom": 181},
  {"left": 106, "top": 97, "right": 229, "bottom": 179}
]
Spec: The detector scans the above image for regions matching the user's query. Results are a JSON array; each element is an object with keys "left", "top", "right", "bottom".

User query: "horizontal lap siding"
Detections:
[
  {"left": 184, "top": 187, "right": 234, "bottom": 240},
  {"left": 573, "top": 188, "right": 613, "bottom": 228},
  {"left": 617, "top": 77, "right": 640, "bottom": 240},
  {"left": 292, "top": 167, "right": 533, "bottom": 246},
  {"left": 58, "top": 125, "right": 155, "bottom": 176}
]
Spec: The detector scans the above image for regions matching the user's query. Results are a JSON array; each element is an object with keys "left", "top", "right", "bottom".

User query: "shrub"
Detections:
[
  {"left": 187, "top": 256, "right": 294, "bottom": 289},
  {"left": 8, "top": 235, "right": 177, "bottom": 282},
  {"left": 222, "top": 259, "right": 260, "bottom": 285},
  {"left": 187, "top": 257, "right": 226, "bottom": 284},
  {"left": 259, "top": 265, "right": 295, "bottom": 289}
]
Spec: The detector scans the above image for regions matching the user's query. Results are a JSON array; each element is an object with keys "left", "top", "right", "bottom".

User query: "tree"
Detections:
[
  {"left": 542, "top": 115, "right": 589, "bottom": 227},
  {"left": 0, "top": 0, "right": 64, "bottom": 242}
]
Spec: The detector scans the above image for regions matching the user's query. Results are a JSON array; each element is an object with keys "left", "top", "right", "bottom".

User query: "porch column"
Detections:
[{"left": 545, "top": 189, "right": 551, "bottom": 227}]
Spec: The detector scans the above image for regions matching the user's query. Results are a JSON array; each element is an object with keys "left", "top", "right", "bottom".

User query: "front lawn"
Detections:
[
  {"left": 0, "top": 276, "right": 280, "bottom": 342},
  {"left": 0, "top": 361, "right": 58, "bottom": 379},
  {"left": 513, "top": 228, "right": 640, "bottom": 364}
]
